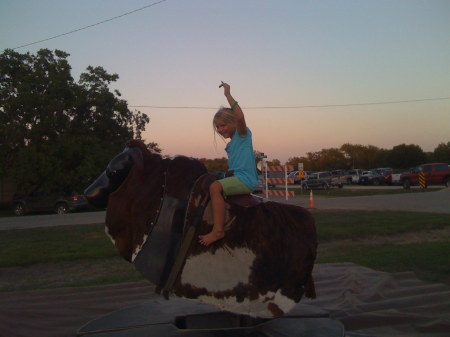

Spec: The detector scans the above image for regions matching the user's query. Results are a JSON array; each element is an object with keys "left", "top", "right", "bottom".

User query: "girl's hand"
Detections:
[{"left": 219, "top": 81, "right": 231, "bottom": 96}]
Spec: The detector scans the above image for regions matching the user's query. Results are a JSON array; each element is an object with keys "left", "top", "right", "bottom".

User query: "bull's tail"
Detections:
[{"left": 304, "top": 274, "right": 316, "bottom": 299}]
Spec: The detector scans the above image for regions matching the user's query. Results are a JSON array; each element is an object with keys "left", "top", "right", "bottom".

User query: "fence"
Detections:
[{"left": 262, "top": 164, "right": 295, "bottom": 200}]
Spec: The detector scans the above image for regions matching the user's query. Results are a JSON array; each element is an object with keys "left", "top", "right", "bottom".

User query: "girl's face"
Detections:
[{"left": 215, "top": 120, "right": 236, "bottom": 139}]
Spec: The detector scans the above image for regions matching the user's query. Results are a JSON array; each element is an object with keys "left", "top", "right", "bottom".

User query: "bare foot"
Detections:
[{"left": 199, "top": 230, "right": 225, "bottom": 246}]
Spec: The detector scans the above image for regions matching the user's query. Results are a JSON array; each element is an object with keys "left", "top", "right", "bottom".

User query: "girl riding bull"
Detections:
[{"left": 199, "top": 82, "right": 259, "bottom": 246}]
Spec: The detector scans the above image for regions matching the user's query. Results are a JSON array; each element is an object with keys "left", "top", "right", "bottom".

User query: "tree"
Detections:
[
  {"left": 0, "top": 48, "right": 150, "bottom": 193},
  {"left": 433, "top": 142, "right": 450, "bottom": 163},
  {"left": 386, "top": 144, "right": 426, "bottom": 169},
  {"left": 266, "top": 159, "right": 281, "bottom": 166},
  {"left": 287, "top": 148, "right": 349, "bottom": 171},
  {"left": 316, "top": 148, "right": 349, "bottom": 170},
  {"left": 340, "top": 143, "right": 367, "bottom": 169},
  {"left": 287, "top": 155, "right": 329, "bottom": 171},
  {"left": 340, "top": 143, "right": 391, "bottom": 169},
  {"left": 286, "top": 156, "right": 301, "bottom": 166},
  {"left": 146, "top": 141, "right": 162, "bottom": 154},
  {"left": 197, "top": 157, "right": 228, "bottom": 172}
]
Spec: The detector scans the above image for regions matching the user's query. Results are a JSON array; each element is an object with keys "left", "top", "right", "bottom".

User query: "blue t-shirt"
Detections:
[{"left": 225, "top": 128, "right": 259, "bottom": 190}]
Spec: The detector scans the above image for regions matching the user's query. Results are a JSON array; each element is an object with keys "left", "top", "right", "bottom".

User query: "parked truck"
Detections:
[{"left": 400, "top": 163, "right": 450, "bottom": 189}]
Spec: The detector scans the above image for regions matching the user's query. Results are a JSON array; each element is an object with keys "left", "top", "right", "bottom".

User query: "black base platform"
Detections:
[{"left": 77, "top": 298, "right": 344, "bottom": 337}]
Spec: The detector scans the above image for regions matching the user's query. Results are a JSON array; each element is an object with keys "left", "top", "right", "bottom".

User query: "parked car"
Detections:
[
  {"left": 12, "top": 189, "right": 89, "bottom": 216},
  {"left": 302, "top": 171, "right": 343, "bottom": 189},
  {"left": 376, "top": 168, "right": 393, "bottom": 177},
  {"left": 358, "top": 170, "right": 386, "bottom": 185},
  {"left": 331, "top": 170, "right": 352, "bottom": 185}
]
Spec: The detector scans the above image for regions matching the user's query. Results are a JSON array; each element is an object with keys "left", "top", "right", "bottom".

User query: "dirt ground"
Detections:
[{"left": 1, "top": 263, "right": 449, "bottom": 337}]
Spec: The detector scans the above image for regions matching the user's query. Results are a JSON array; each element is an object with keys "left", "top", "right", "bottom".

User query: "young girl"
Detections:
[{"left": 199, "top": 82, "right": 259, "bottom": 246}]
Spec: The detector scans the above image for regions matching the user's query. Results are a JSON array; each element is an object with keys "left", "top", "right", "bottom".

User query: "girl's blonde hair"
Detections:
[{"left": 212, "top": 106, "right": 236, "bottom": 145}]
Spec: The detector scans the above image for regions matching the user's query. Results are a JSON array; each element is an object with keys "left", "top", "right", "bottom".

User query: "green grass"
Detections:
[
  {"left": 313, "top": 210, "right": 450, "bottom": 285},
  {"left": 0, "top": 223, "right": 115, "bottom": 267},
  {"left": 313, "top": 210, "right": 450, "bottom": 241},
  {"left": 0, "top": 210, "right": 449, "bottom": 291}
]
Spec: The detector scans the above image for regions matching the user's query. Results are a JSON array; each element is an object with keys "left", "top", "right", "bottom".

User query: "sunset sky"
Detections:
[{"left": 2, "top": 0, "right": 449, "bottom": 163}]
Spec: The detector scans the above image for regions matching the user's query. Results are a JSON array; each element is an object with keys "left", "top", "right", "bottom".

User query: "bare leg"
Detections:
[{"left": 199, "top": 181, "right": 225, "bottom": 246}]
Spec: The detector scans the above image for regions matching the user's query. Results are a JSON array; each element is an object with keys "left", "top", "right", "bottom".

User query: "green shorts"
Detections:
[{"left": 218, "top": 177, "right": 252, "bottom": 197}]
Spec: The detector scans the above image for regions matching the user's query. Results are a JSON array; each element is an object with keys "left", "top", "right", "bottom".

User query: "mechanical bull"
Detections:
[{"left": 84, "top": 140, "right": 317, "bottom": 318}]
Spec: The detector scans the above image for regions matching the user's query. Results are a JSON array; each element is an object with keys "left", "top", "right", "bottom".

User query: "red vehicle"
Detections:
[{"left": 400, "top": 163, "right": 450, "bottom": 189}]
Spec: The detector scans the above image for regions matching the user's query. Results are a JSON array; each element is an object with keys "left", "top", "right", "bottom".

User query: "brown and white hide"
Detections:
[{"left": 173, "top": 196, "right": 317, "bottom": 318}]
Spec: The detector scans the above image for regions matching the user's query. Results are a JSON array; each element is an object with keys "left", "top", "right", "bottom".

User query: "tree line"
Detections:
[
  {"left": 197, "top": 142, "right": 450, "bottom": 173},
  {"left": 285, "top": 142, "right": 450, "bottom": 172}
]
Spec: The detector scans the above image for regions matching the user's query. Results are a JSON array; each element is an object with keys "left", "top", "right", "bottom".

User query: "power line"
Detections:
[
  {"left": 129, "top": 96, "right": 450, "bottom": 109},
  {"left": 11, "top": 0, "right": 169, "bottom": 50}
]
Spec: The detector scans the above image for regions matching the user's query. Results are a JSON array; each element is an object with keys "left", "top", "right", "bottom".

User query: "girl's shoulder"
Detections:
[{"left": 237, "top": 127, "right": 252, "bottom": 138}]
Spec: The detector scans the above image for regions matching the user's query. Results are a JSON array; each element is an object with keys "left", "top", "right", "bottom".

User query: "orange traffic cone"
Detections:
[{"left": 309, "top": 189, "right": 315, "bottom": 209}]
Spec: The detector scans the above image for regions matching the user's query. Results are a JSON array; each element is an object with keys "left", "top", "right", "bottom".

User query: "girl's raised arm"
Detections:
[{"left": 219, "top": 81, "right": 247, "bottom": 136}]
